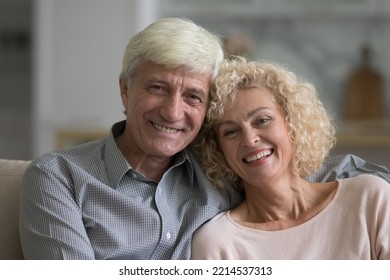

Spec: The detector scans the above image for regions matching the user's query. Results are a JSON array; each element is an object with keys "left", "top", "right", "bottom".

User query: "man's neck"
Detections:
[{"left": 116, "top": 132, "right": 173, "bottom": 182}]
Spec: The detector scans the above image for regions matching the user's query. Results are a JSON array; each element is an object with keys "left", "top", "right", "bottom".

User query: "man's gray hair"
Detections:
[{"left": 120, "top": 18, "right": 224, "bottom": 84}]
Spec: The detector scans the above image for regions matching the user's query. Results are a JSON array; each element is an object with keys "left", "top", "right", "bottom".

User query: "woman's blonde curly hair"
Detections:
[{"left": 194, "top": 57, "right": 336, "bottom": 189}]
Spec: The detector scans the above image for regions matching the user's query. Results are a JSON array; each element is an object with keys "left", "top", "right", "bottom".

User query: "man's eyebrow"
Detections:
[
  {"left": 144, "top": 77, "right": 165, "bottom": 84},
  {"left": 145, "top": 78, "right": 207, "bottom": 96},
  {"left": 187, "top": 87, "right": 207, "bottom": 97}
]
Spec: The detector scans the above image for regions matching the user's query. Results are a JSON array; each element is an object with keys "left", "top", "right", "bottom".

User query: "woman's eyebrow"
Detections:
[
  {"left": 215, "top": 107, "right": 272, "bottom": 128},
  {"left": 247, "top": 107, "right": 271, "bottom": 119},
  {"left": 216, "top": 120, "right": 236, "bottom": 129}
]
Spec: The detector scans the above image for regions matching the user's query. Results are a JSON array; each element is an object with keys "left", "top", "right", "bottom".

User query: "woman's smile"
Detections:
[{"left": 243, "top": 148, "right": 273, "bottom": 164}]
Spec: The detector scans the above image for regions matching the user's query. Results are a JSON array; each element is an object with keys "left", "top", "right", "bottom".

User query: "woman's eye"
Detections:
[
  {"left": 256, "top": 117, "right": 271, "bottom": 125},
  {"left": 223, "top": 129, "right": 238, "bottom": 137}
]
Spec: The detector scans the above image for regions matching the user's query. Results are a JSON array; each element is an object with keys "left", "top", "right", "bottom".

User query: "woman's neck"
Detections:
[{"left": 231, "top": 177, "right": 338, "bottom": 231}]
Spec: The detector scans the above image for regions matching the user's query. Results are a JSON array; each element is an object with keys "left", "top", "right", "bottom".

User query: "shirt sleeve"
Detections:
[
  {"left": 19, "top": 160, "right": 96, "bottom": 259},
  {"left": 308, "top": 154, "right": 390, "bottom": 183}
]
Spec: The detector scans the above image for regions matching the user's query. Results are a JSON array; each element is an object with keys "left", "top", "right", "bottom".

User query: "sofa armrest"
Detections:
[{"left": 0, "top": 159, "right": 31, "bottom": 260}]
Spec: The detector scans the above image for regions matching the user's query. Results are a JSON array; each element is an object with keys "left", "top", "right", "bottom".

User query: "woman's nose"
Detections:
[{"left": 241, "top": 127, "right": 260, "bottom": 147}]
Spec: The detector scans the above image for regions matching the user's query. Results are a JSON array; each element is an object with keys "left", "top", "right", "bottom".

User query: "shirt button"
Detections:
[
  {"left": 166, "top": 232, "right": 171, "bottom": 240},
  {"left": 131, "top": 173, "right": 137, "bottom": 178}
]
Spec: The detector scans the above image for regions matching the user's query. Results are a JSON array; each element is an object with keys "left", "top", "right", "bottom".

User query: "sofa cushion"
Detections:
[{"left": 0, "top": 159, "right": 31, "bottom": 260}]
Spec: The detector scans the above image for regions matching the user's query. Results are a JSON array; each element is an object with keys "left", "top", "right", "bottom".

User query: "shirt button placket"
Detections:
[{"left": 154, "top": 184, "right": 177, "bottom": 258}]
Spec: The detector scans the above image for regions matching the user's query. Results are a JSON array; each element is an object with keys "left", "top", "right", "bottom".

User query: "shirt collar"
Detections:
[
  {"left": 171, "top": 148, "right": 195, "bottom": 186},
  {"left": 104, "top": 120, "right": 195, "bottom": 188},
  {"left": 105, "top": 121, "right": 131, "bottom": 188}
]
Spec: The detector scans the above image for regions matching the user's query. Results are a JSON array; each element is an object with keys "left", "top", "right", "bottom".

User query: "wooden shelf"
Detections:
[
  {"left": 56, "top": 129, "right": 108, "bottom": 149},
  {"left": 336, "top": 120, "right": 390, "bottom": 146}
]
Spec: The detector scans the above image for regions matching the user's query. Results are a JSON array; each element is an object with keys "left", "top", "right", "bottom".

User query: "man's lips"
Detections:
[
  {"left": 152, "top": 122, "right": 181, "bottom": 134},
  {"left": 243, "top": 149, "right": 273, "bottom": 163}
]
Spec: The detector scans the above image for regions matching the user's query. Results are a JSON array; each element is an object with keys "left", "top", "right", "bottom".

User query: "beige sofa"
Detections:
[{"left": 0, "top": 159, "right": 31, "bottom": 260}]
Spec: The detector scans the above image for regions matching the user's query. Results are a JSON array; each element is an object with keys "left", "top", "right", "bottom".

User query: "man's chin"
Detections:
[
  {"left": 156, "top": 145, "right": 187, "bottom": 158},
  {"left": 158, "top": 149, "right": 184, "bottom": 158},
  {"left": 147, "top": 139, "right": 190, "bottom": 157}
]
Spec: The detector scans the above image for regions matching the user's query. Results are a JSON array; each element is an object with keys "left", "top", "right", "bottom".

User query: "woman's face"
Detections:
[{"left": 215, "top": 87, "right": 294, "bottom": 187}]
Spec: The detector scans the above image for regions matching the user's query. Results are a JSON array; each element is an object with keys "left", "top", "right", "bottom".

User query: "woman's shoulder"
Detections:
[
  {"left": 191, "top": 211, "right": 238, "bottom": 259},
  {"left": 336, "top": 174, "right": 390, "bottom": 210},
  {"left": 194, "top": 212, "right": 235, "bottom": 237},
  {"left": 339, "top": 174, "right": 390, "bottom": 192},
  {"left": 192, "top": 212, "right": 239, "bottom": 244}
]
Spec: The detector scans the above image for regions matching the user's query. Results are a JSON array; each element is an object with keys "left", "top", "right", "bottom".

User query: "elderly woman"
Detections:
[{"left": 191, "top": 57, "right": 390, "bottom": 259}]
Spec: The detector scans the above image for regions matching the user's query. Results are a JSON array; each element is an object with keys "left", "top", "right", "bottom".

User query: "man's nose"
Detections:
[{"left": 160, "top": 94, "right": 185, "bottom": 122}]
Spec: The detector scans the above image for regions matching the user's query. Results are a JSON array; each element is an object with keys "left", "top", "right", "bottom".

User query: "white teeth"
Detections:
[
  {"left": 153, "top": 122, "right": 179, "bottom": 134},
  {"left": 245, "top": 150, "right": 272, "bottom": 163}
]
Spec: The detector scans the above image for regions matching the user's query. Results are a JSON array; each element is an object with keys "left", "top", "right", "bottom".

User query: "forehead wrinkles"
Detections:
[
  {"left": 150, "top": 67, "right": 210, "bottom": 95},
  {"left": 214, "top": 87, "right": 280, "bottom": 126}
]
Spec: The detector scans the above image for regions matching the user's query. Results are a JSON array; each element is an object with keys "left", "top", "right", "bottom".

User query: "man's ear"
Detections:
[
  {"left": 119, "top": 78, "right": 128, "bottom": 108},
  {"left": 119, "top": 78, "right": 128, "bottom": 97}
]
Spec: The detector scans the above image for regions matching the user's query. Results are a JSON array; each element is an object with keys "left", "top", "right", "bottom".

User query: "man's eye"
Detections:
[
  {"left": 149, "top": 85, "right": 166, "bottom": 94},
  {"left": 185, "top": 94, "right": 202, "bottom": 105}
]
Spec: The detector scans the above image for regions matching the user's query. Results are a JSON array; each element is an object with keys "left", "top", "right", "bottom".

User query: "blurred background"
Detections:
[{"left": 1, "top": 0, "right": 389, "bottom": 168}]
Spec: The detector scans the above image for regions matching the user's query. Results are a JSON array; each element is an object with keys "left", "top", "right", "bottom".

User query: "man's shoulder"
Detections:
[
  {"left": 30, "top": 138, "right": 107, "bottom": 172},
  {"left": 309, "top": 154, "right": 390, "bottom": 183}
]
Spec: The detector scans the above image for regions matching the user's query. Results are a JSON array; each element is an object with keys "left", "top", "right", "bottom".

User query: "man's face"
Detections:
[{"left": 120, "top": 61, "right": 211, "bottom": 159}]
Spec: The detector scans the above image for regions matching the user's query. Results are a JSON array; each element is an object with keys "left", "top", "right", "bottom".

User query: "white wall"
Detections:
[
  {"left": 22, "top": 0, "right": 390, "bottom": 166},
  {"left": 32, "top": 0, "right": 159, "bottom": 157}
]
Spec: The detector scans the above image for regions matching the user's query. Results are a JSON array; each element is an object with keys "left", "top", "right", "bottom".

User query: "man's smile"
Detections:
[{"left": 152, "top": 121, "right": 181, "bottom": 134}]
